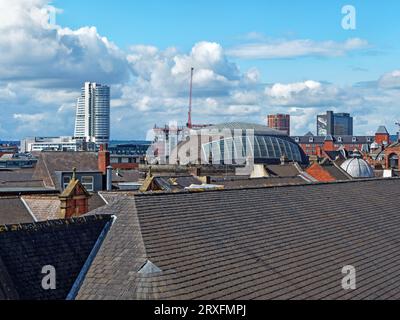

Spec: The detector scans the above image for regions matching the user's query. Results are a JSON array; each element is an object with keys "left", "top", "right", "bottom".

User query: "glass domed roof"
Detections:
[
  {"left": 340, "top": 157, "right": 374, "bottom": 178},
  {"left": 199, "top": 123, "right": 308, "bottom": 164}
]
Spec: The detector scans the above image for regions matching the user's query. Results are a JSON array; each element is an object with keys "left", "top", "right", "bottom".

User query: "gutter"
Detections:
[{"left": 66, "top": 215, "right": 117, "bottom": 300}]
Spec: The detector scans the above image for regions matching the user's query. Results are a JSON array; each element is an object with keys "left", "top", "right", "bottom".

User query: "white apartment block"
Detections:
[{"left": 74, "top": 82, "right": 110, "bottom": 144}]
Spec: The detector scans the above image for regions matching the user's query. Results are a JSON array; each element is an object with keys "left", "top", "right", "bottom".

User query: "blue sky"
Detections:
[
  {"left": 54, "top": 0, "right": 400, "bottom": 85},
  {"left": 0, "top": 0, "right": 400, "bottom": 139}
]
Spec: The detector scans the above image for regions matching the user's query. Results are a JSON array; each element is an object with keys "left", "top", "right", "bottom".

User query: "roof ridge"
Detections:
[
  {"left": 133, "top": 176, "right": 400, "bottom": 198},
  {"left": 0, "top": 215, "right": 111, "bottom": 232}
]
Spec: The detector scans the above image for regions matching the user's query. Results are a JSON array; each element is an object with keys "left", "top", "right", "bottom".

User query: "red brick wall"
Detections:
[
  {"left": 375, "top": 133, "right": 390, "bottom": 145},
  {"left": 385, "top": 145, "right": 400, "bottom": 169},
  {"left": 64, "top": 198, "right": 89, "bottom": 219}
]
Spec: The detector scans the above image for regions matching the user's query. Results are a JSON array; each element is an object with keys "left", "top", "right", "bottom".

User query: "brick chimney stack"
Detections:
[
  {"left": 59, "top": 169, "right": 91, "bottom": 219},
  {"left": 98, "top": 144, "right": 110, "bottom": 175}
]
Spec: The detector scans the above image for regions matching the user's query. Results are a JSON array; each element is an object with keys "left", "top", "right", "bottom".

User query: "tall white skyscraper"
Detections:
[{"left": 74, "top": 82, "right": 110, "bottom": 144}]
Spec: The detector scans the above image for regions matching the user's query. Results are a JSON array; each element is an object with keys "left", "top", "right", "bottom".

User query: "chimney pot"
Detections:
[{"left": 106, "top": 165, "right": 113, "bottom": 191}]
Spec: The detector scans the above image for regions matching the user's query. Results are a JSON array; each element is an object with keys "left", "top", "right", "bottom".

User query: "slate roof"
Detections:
[
  {"left": 264, "top": 164, "right": 302, "bottom": 177},
  {"left": 77, "top": 178, "right": 400, "bottom": 300},
  {"left": 112, "top": 170, "right": 140, "bottom": 183},
  {"left": 21, "top": 196, "right": 61, "bottom": 222},
  {"left": 376, "top": 126, "right": 389, "bottom": 135},
  {"left": 0, "top": 197, "right": 34, "bottom": 225},
  {"left": 210, "top": 176, "right": 308, "bottom": 188},
  {"left": 324, "top": 150, "right": 348, "bottom": 161},
  {"left": 319, "top": 162, "right": 352, "bottom": 181},
  {"left": 0, "top": 215, "right": 112, "bottom": 300},
  {"left": 97, "top": 191, "right": 137, "bottom": 205},
  {"left": 33, "top": 152, "right": 98, "bottom": 188},
  {"left": 0, "top": 169, "right": 44, "bottom": 188},
  {"left": 141, "top": 175, "right": 204, "bottom": 192},
  {"left": 21, "top": 194, "right": 107, "bottom": 222}
]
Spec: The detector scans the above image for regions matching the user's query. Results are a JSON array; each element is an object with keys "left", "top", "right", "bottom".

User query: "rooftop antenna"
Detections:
[{"left": 187, "top": 67, "right": 194, "bottom": 129}]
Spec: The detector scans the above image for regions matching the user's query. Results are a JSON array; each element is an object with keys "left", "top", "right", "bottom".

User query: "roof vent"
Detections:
[{"left": 138, "top": 260, "right": 162, "bottom": 274}]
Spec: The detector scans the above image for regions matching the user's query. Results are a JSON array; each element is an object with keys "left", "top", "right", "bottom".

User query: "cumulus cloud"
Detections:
[
  {"left": 227, "top": 38, "right": 369, "bottom": 60},
  {"left": 0, "top": 0, "right": 129, "bottom": 86},
  {"left": 0, "top": 0, "right": 399, "bottom": 139}
]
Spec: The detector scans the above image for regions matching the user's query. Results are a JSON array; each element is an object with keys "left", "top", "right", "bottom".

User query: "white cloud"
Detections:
[
  {"left": 227, "top": 38, "right": 369, "bottom": 60},
  {"left": 0, "top": 0, "right": 129, "bottom": 86},
  {"left": 378, "top": 70, "right": 400, "bottom": 89},
  {"left": 13, "top": 113, "right": 47, "bottom": 123},
  {"left": 0, "top": 0, "right": 399, "bottom": 139}
]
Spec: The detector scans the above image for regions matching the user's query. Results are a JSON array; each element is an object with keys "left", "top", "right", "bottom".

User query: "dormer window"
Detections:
[
  {"left": 309, "top": 137, "right": 314, "bottom": 143},
  {"left": 338, "top": 137, "right": 343, "bottom": 143},
  {"left": 295, "top": 137, "right": 300, "bottom": 143},
  {"left": 352, "top": 137, "right": 357, "bottom": 143}
]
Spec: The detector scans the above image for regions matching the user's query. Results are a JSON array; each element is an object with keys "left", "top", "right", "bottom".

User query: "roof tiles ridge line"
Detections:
[
  {"left": 134, "top": 177, "right": 400, "bottom": 198},
  {"left": 0, "top": 214, "right": 110, "bottom": 232}
]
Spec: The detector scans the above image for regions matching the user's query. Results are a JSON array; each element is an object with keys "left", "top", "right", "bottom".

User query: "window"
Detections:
[
  {"left": 389, "top": 154, "right": 399, "bottom": 169},
  {"left": 352, "top": 137, "right": 357, "bottom": 143},
  {"left": 81, "top": 176, "right": 94, "bottom": 192},
  {"left": 63, "top": 176, "right": 71, "bottom": 189},
  {"left": 309, "top": 137, "right": 314, "bottom": 143},
  {"left": 295, "top": 137, "right": 300, "bottom": 143},
  {"left": 338, "top": 137, "right": 343, "bottom": 143}
]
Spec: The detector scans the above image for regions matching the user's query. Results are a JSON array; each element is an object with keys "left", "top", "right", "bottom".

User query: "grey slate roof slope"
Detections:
[
  {"left": 265, "top": 164, "right": 302, "bottom": 177},
  {"left": 0, "top": 197, "right": 34, "bottom": 225},
  {"left": 321, "top": 162, "right": 352, "bottom": 181},
  {"left": 0, "top": 169, "right": 44, "bottom": 188},
  {"left": 0, "top": 215, "right": 112, "bottom": 300},
  {"left": 98, "top": 191, "right": 137, "bottom": 205},
  {"left": 211, "top": 176, "right": 308, "bottom": 188},
  {"left": 78, "top": 178, "right": 400, "bottom": 300},
  {"left": 33, "top": 152, "right": 98, "bottom": 188},
  {"left": 376, "top": 126, "right": 389, "bottom": 135}
]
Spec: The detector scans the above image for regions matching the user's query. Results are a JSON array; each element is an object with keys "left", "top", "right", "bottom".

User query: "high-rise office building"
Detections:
[
  {"left": 267, "top": 114, "right": 291, "bottom": 135},
  {"left": 317, "top": 111, "right": 353, "bottom": 136},
  {"left": 74, "top": 82, "right": 110, "bottom": 144}
]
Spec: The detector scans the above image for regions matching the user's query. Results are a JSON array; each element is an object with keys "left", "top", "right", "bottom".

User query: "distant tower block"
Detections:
[
  {"left": 267, "top": 114, "right": 290, "bottom": 136},
  {"left": 74, "top": 82, "right": 110, "bottom": 145}
]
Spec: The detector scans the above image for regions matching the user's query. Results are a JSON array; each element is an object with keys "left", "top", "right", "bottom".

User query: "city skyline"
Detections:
[{"left": 1, "top": 0, "right": 400, "bottom": 140}]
